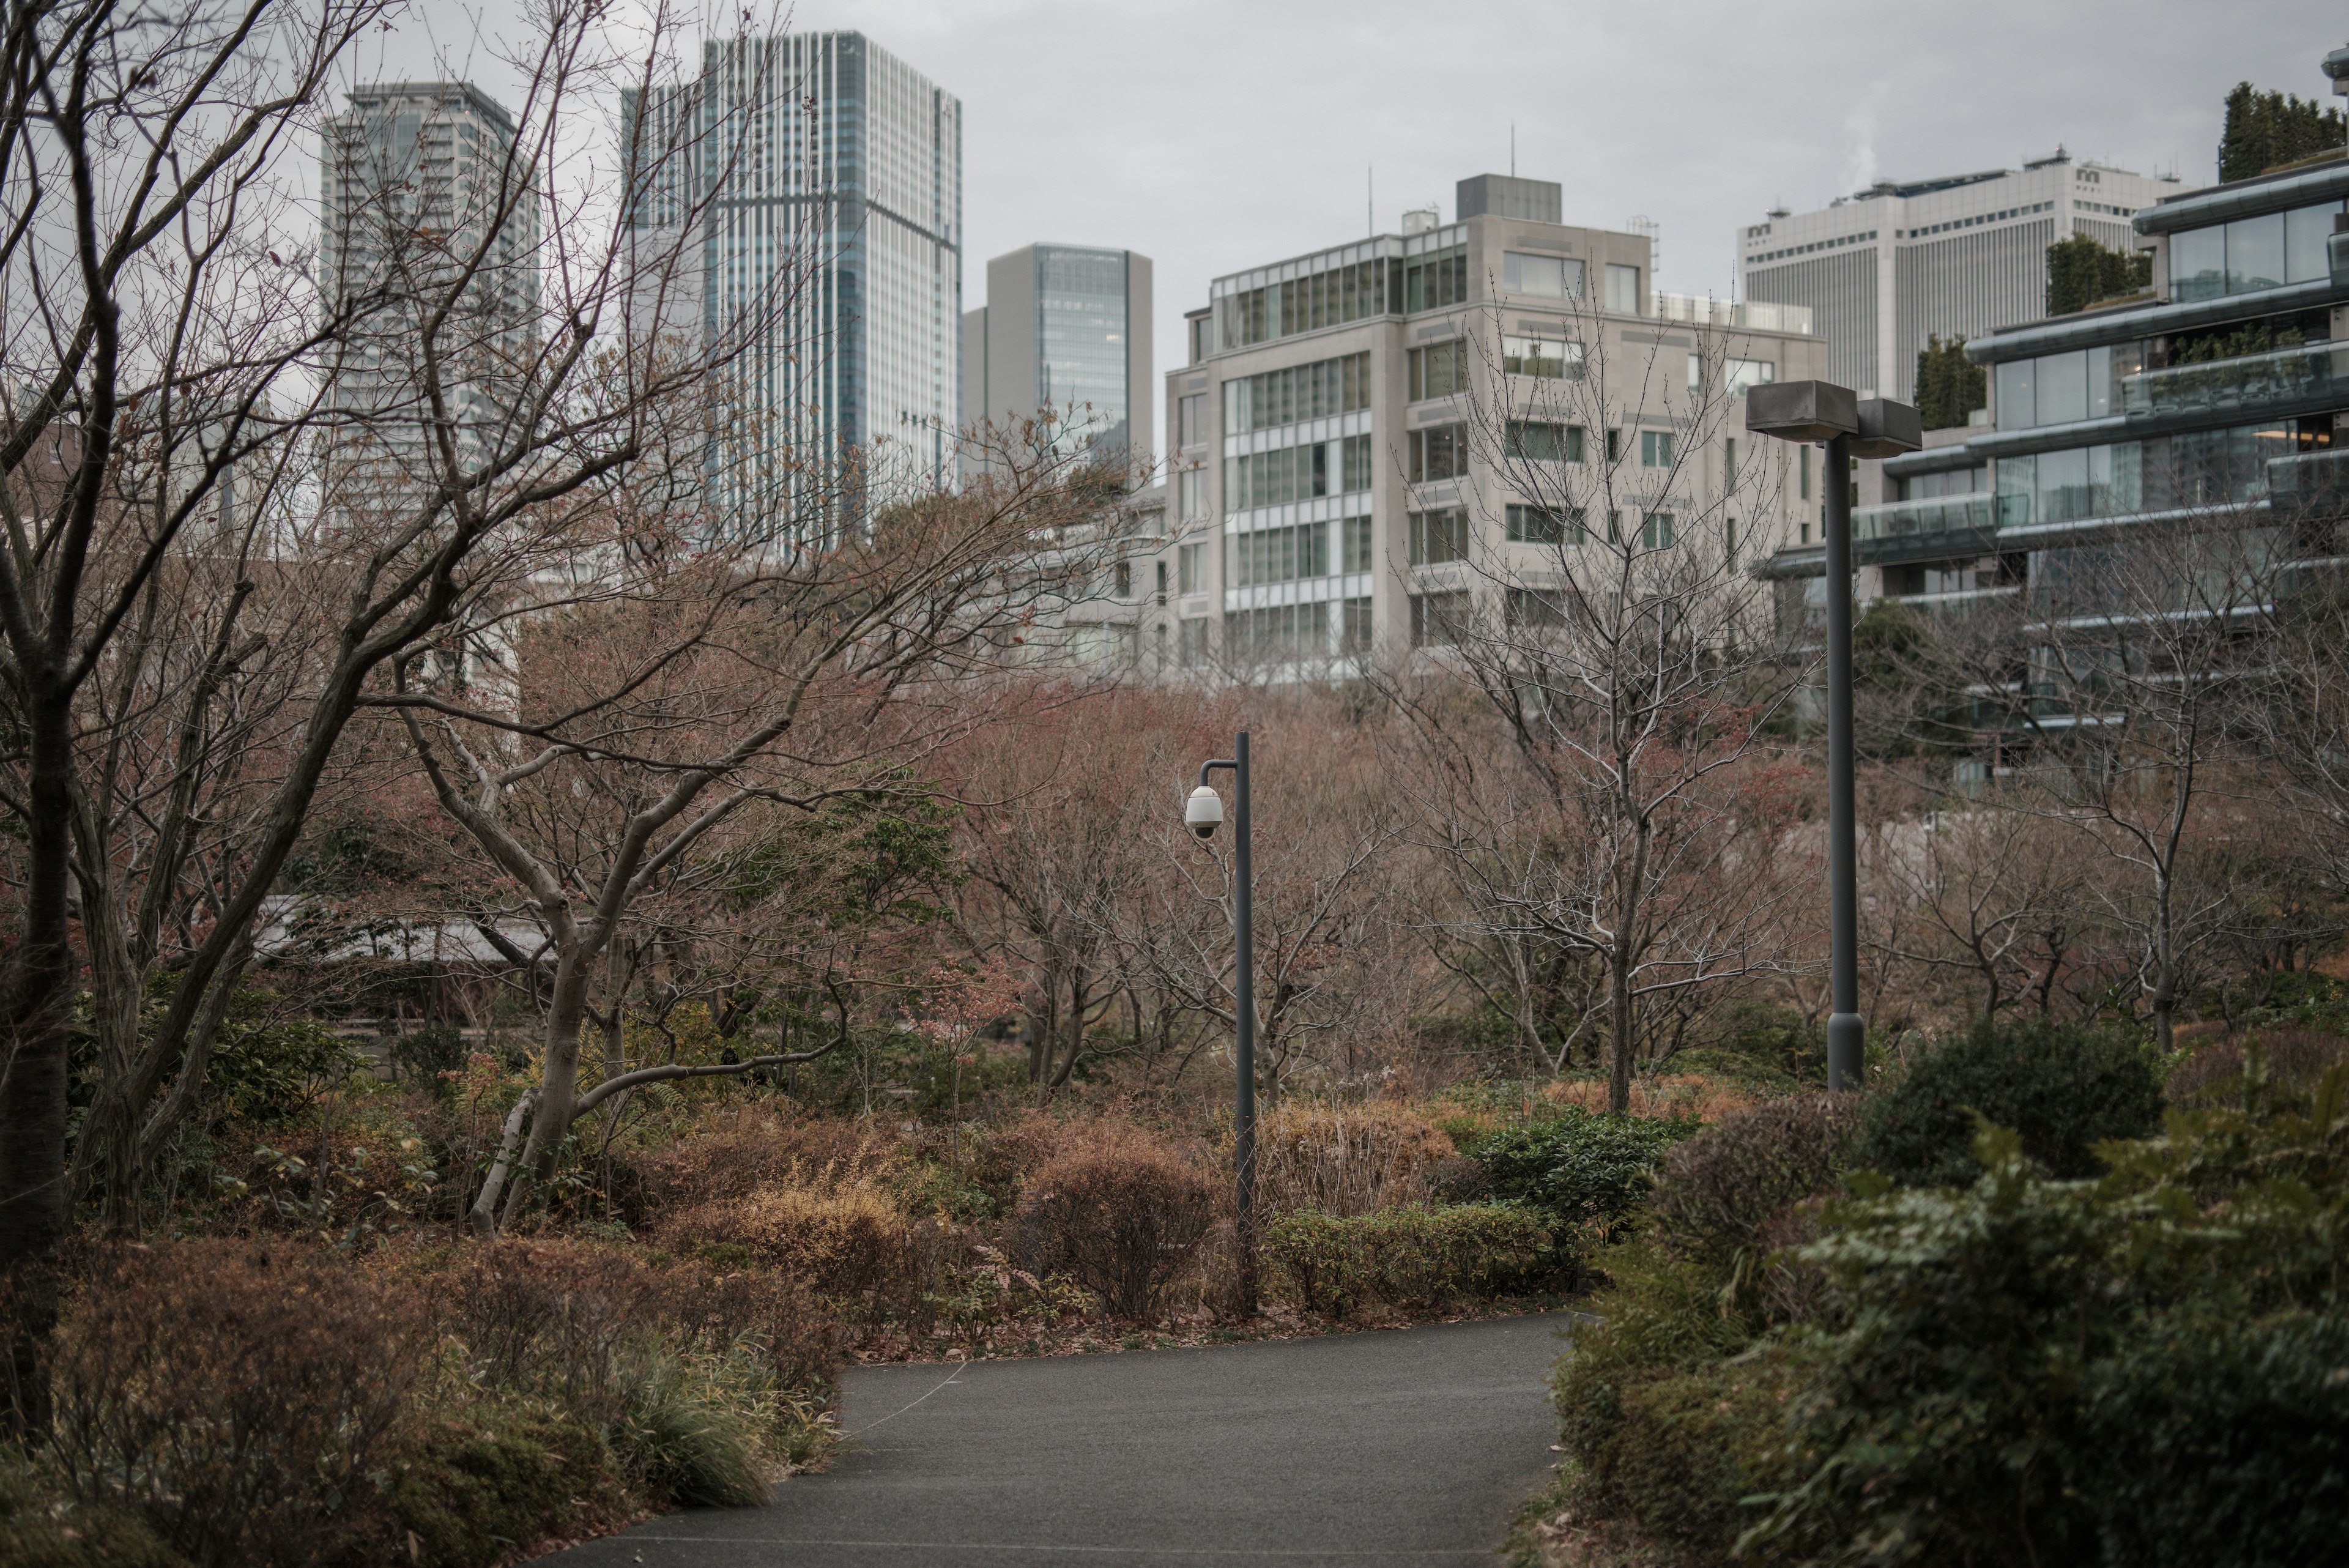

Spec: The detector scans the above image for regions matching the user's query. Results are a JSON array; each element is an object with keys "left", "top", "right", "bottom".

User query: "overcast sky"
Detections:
[{"left": 382, "top": 0, "right": 2343, "bottom": 451}]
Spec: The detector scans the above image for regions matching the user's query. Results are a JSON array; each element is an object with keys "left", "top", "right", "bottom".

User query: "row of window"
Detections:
[
  {"left": 2171, "top": 199, "right": 2342, "bottom": 302},
  {"left": 1224, "top": 434, "right": 1373, "bottom": 510},
  {"left": 1407, "top": 505, "right": 1674, "bottom": 562},
  {"left": 1225, "top": 351, "right": 1371, "bottom": 433},
  {"left": 1221, "top": 598, "right": 1375, "bottom": 661},
  {"left": 1405, "top": 248, "right": 1469, "bottom": 313},
  {"left": 1220, "top": 261, "right": 1405, "bottom": 349},
  {"left": 1501, "top": 251, "right": 1649, "bottom": 313},
  {"left": 1995, "top": 342, "right": 2145, "bottom": 429},
  {"left": 1408, "top": 334, "right": 1586, "bottom": 399},
  {"left": 1411, "top": 420, "right": 1680, "bottom": 480}
]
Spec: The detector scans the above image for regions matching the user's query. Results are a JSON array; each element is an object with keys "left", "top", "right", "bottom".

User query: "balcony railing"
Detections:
[
  {"left": 2121, "top": 340, "right": 2349, "bottom": 422},
  {"left": 1852, "top": 492, "right": 1998, "bottom": 563},
  {"left": 2267, "top": 446, "right": 2349, "bottom": 513}
]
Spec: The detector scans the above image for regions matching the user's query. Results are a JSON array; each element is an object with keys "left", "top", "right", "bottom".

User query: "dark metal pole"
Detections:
[
  {"left": 1822, "top": 435, "right": 1863, "bottom": 1091},
  {"left": 1231, "top": 732, "right": 1257, "bottom": 1305}
]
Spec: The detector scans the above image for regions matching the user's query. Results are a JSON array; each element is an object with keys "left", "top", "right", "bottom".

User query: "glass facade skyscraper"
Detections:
[
  {"left": 962, "top": 244, "right": 1153, "bottom": 466},
  {"left": 626, "top": 31, "right": 961, "bottom": 521}
]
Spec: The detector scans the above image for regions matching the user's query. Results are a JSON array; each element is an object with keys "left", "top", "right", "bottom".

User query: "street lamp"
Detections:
[
  {"left": 1187, "top": 730, "right": 1256, "bottom": 1309},
  {"left": 1746, "top": 384, "right": 1921, "bottom": 1090}
]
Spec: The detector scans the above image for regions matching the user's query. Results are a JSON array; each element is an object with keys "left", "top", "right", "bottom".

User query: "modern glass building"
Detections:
[
  {"left": 1739, "top": 156, "right": 2193, "bottom": 401},
  {"left": 961, "top": 243, "right": 1154, "bottom": 462},
  {"left": 1757, "top": 131, "right": 2349, "bottom": 694},
  {"left": 625, "top": 31, "right": 962, "bottom": 521},
  {"left": 321, "top": 81, "right": 542, "bottom": 482}
]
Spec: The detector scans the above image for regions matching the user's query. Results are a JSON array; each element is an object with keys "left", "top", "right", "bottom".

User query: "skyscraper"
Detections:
[
  {"left": 626, "top": 32, "right": 962, "bottom": 518},
  {"left": 319, "top": 81, "right": 542, "bottom": 489},
  {"left": 962, "top": 245, "right": 1154, "bottom": 463},
  {"left": 1737, "top": 154, "right": 2193, "bottom": 401}
]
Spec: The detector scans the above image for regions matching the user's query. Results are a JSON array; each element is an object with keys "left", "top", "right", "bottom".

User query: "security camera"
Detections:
[{"left": 1184, "top": 784, "right": 1224, "bottom": 839}]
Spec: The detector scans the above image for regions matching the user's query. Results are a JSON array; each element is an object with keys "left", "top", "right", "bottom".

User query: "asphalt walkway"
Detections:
[{"left": 545, "top": 1312, "right": 1572, "bottom": 1567}]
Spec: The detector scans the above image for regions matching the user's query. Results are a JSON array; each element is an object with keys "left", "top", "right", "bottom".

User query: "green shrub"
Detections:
[
  {"left": 1850, "top": 1014, "right": 2162, "bottom": 1187},
  {"left": 1262, "top": 1204, "right": 1551, "bottom": 1315},
  {"left": 392, "top": 1402, "right": 618, "bottom": 1568},
  {"left": 1598, "top": 1358, "right": 1797, "bottom": 1548},
  {"left": 1649, "top": 1094, "right": 1861, "bottom": 1267},
  {"left": 390, "top": 1024, "right": 470, "bottom": 1085},
  {"left": 0, "top": 1458, "right": 183, "bottom": 1568},
  {"left": 1462, "top": 1109, "right": 1700, "bottom": 1234},
  {"left": 612, "top": 1350, "right": 771, "bottom": 1509},
  {"left": 1743, "top": 1081, "right": 2349, "bottom": 1567}
]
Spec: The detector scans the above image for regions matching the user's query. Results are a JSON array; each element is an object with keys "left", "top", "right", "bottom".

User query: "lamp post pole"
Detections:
[
  {"left": 1192, "top": 732, "right": 1256, "bottom": 1309},
  {"left": 1744, "top": 384, "right": 1921, "bottom": 1091},
  {"left": 1821, "top": 433, "right": 1863, "bottom": 1091}
]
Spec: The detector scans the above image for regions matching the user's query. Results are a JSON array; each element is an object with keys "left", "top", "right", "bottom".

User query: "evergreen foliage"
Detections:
[
  {"left": 2219, "top": 80, "right": 2347, "bottom": 181},
  {"left": 2046, "top": 232, "right": 2153, "bottom": 316},
  {"left": 1911, "top": 333, "right": 1984, "bottom": 430}
]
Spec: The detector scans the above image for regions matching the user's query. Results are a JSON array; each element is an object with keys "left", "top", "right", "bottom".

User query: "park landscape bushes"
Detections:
[{"left": 1521, "top": 1014, "right": 2349, "bottom": 1568}]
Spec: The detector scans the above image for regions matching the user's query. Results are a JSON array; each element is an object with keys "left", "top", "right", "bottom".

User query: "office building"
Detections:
[
  {"left": 625, "top": 32, "right": 962, "bottom": 513},
  {"left": 962, "top": 245, "right": 1153, "bottom": 463},
  {"left": 1756, "top": 84, "right": 2349, "bottom": 680},
  {"left": 320, "top": 81, "right": 541, "bottom": 485},
  {"left": 1739, "top": 155, "right": 2192, "bottom": 401},
  {"left": 1108, "top": 173, "right": 1827, "bottom": 674}
]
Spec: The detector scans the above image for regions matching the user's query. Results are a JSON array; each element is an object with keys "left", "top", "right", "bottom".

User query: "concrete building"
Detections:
[
  {"left": 320, "top": 81, "right": 541, "bottom": 485},
  {"left": 625, "top": 31, "right": 962, "bottom": 514},
  {"left": 1756, "top": 95, "right": 2349, "bottom": 696},
  {"left": 1108, "top": 174, "right": 1827, "bottom": 676},
  {"left": 961, "top": 245, "right": 1153, "bottom": 463},
  {"left": 1739, "top": 155, "right": 2193, "bottom": 403}
]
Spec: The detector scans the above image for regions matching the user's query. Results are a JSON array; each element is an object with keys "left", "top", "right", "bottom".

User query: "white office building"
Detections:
[{"left": 1739, "top": 154, "right": 2194, "bottom": 401}]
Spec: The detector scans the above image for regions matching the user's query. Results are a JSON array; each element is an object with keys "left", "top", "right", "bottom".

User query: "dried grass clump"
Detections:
[
  {"left": 1015, "top": 1121, "right": 1214, "bottom": 1318},
  {"left": 1545, "top": 1073, "right": 1757, "bottom": 1124},
  {"left": 43, "top": 1241, "right": 425, "bottom": 1568},
  {"left": 667, "top": 1172, "right": 920, "bottom": 1304},
  {"left": 1253, "top": 1102, "right": 1456, "bottom": 1217},
  {"left": 622, "top": 1106, "right": 899, "bottom": 1213}
]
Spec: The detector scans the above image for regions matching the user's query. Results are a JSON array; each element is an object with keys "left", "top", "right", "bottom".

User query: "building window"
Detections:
[
  {"left": 1410, "top": 589, "right": 1471, "bottom": 646},
  {"left": 1505, "top": 587, "right": 1567, "bottom": 628},
  {"left": 1179, "top": 617, "right": 1211, "bottom": 667},
  {"left": 1223, "top": 351, "right": 1370, "bottom": 432},
  {"left": 1154, "top": 560, "right": 1168, "bottom": 605},
  {"left": 1641, "top": 430, "right": 1674, "bottom": 467},
  {"left": 1178, "top": 392, "right": 1208, "bottom": 447},
  {"left": 1725, "top": 518, "right": 1738, "bottom": 572},
  {"left": 1178, "top": 463, "right": 1211, "bottom": 522},
  {"left": 1502, "top": 333, "right": 1582, "bottom": 379},
  {"left": 1605, "top": 263, "right": 1641, "bottom": 314},
  {"left": 1341, "top": 596, "right": 1374, "bottom": 653},
  {"left": 1506, "top": 503, "right": 1582, "bottom": 544},
  {"left": 1225, "top": 434, "right": 1373, "bottom": 510},
  {"left": 1408, "top": 339, "right": 1466, "bottom": 401},
  {"left": 1225, "top": 601, "right": 1329, "bottom": 660},
  {"left": 1605, "top": 428, "right": 1622, "bottom": 464},
  {"left": 1178, "top": 541, "right": 1204, "bottom": 595},
  {"left": 1724, "top": 437, "right": 1738, "bottom": 488},
  {"left": 1502, "top": 251, "right": 1584, "bottom": 299},
  {"left": 1505, "top": 420, "right": 1583, "bottom": 463},
  {"left": 1219, "top": 259, "right": 1401, "bottom": 348},
  {"left": 1641, "top": 512, "right": 1674, "bottom": 549},
  {"left": 1408, "top": 507, "right": 1469, "bottom": 565},
  {"left": 1114, "top": 560, "right": 1132, "bottom": 598},
  {"left": 1341, "top": 515, "right": 1375, "bottom": 573},
  {"left": 1409, "top": 424, "right": 1468, "bottom": 482},
  {"left": 1225, "top": 521, "right": 1331, "bottom": 587},
  {"left": 1405, "top": 247, "right": 1468, "bottom": 312},
  {"left": 1799, "top": 445, "right": 1810, "bottom": 500},
  {"left": 1724, "top": 358, "right": 1776, "bottom": 396}
]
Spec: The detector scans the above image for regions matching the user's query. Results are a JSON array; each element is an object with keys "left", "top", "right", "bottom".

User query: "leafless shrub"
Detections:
[{"left": 1014, "top": 1121, "right": 1215, "bottom": 1317}]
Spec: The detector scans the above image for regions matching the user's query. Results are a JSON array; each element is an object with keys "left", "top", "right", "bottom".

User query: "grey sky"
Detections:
[{"left": 384, "top": 0, "right": 2345, "bottom": 461}]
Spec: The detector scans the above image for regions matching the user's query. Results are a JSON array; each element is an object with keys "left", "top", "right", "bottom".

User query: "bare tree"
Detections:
[{"left": 1380, "top": 301, "right": 1809, "bottom": 1110}]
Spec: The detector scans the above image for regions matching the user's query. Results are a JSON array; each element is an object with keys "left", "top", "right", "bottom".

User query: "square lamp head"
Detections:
[
  {"left": 1851, "top": 398, "right": 1924, "bottom": 459},
  {"left": 1744, "top": 380, "right": 1859, "bottom": 443}
]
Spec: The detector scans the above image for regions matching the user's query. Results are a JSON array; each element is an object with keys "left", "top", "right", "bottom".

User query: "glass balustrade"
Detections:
[
  {"left": 2121, "top": 340, "right": 2349, "bottom": 420},
  {"left": 1852, "top": 492, "right": 1997, "bottom": 547},
  {"left": 2266, "top": 446, "right": 2349, "bottom": 513}
]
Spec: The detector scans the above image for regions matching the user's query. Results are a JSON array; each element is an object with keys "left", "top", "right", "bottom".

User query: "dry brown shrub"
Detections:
[
  {"left": 620, "top": 1106, "right": 899, "bottom": 1213},
  {"left": 1014, "top": 1121, "right": 1214, "bottom": 1318},
  {"left": 665, "top": 1171, "right": 920, "bottom": 1305},
  {"left": 1253, "top": 1102, "right": 1455, "bottom": 1216},
  {"left": 1546, "top": 1073, "right": 1758, "bottom": 1123},
  {"left": 44, "top": 1240, "right": 425, "bottom": 1568}
]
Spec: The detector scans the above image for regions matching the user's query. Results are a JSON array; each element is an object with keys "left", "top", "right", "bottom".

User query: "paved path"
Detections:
[{"left": 547, "top": 1313, "right": 1572, "bottom": 1567}]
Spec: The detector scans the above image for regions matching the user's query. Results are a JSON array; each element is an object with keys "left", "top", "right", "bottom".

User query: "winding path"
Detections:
[{"left": 546, "top": 1312, "right": 1572, "bottom": 1567}]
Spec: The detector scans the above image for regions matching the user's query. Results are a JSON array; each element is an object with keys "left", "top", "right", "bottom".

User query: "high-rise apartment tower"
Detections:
[{"left": 961, "top": 245, "right": 1153, "bottom": 463}]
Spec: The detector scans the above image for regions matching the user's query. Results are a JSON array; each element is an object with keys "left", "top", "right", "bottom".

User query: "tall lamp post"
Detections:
[
  {"left": 1745, "top": 385, "right": 1921, "bottom": 1090},
  {"left": 1186, "top": 732, "right": 1256, "bottom": 1310}
]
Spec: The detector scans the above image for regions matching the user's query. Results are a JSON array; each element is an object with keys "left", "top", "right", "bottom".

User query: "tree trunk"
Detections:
[{"left": 470, "top": 939, "right": 594, "bottom": 1235}]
